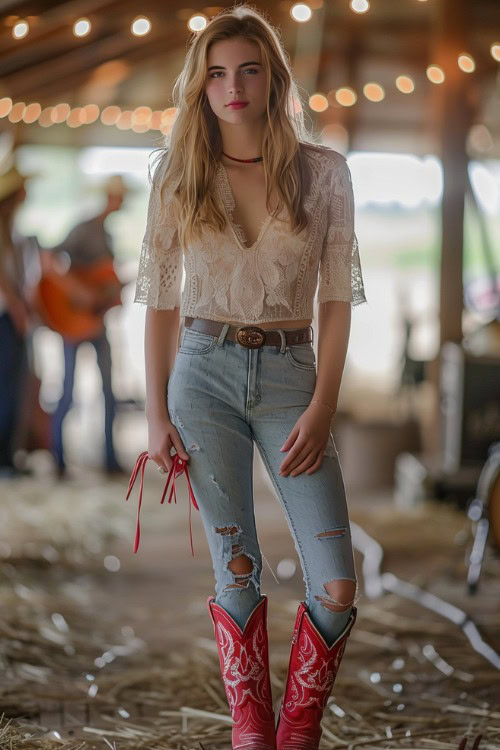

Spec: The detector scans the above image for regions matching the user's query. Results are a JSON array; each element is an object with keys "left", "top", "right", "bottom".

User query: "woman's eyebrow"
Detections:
[{"left": 207, "top": 61, "right": 262, "bottom": 71}]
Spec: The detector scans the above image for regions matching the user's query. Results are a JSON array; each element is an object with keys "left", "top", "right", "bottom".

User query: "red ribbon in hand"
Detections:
[{"left": 125, "top": 451, "right": 199, "bottom": 555}]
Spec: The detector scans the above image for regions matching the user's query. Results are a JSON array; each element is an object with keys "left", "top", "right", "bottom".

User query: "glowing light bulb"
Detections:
[
  {"left": 291, "top": 4, "right": 313, "bottom": 22},
  {"left": 458, "top": 53, "right": 475, "bottom": 73},
  {"left": 363, "top": 82, "right": 384, "bottom": 101},
  {"left": 74, "top": 18, "right": 91, "bottom": 37},
  {"left": 426, "top": 65, "right": 445, "bottom": 84},
  {"left": 131, "top": 16, "right": 151, "bottom": 36},
  {"left": 13, "top": 20, "right": 29, "bottom": 39},
  {"left": 335, "top": 87, "right": 357, "bottom": 106},
  {"left": 309, "top": 93, "right": 329, "bottom": 112},
  {"left": 188, "top": 14, "right": 207, "bottom": 32},
  {"left": 350, "top": 0, "right": 370, "bottom": 14},
  {"left": 396, "top": 76, "right": 415, "bottom": 94}
]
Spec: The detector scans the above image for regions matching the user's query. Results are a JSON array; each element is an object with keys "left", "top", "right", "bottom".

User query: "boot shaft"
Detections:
[
  {"left": 276, "top": 603, "right": 357, "bottom": 749},
  {"left": 208, "top": 594, "right": 277, "bottom": 750}
]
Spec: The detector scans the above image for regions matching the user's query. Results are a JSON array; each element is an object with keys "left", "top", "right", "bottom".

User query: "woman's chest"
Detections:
[
  {"left": 217, "top": 162, "right": 287, "bottom": 251},
  {"left": 209, "top": 158, "right": 329, "bottom": 260}
]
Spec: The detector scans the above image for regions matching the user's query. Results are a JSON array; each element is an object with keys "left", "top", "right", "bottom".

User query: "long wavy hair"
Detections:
[{"left": 148, "top": 3, "right": 319, "bottom": 250}]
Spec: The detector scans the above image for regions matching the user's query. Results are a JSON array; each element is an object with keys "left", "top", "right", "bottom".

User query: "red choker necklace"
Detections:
[{"left": 221, "top": 151, "right": 263, "bottom": 163}]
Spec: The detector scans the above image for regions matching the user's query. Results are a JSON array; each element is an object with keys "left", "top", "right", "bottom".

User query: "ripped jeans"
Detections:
[{"left": 167, "top": 321, "right": 359, "bottom": 646}]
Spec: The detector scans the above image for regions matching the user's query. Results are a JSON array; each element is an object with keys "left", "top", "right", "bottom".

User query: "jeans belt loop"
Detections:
[
  {"left": 217, "top": 323, "right": 230, "bottom": 347},
  {"left": 278, "top": 329, "right": 287, "bottom": 353}
]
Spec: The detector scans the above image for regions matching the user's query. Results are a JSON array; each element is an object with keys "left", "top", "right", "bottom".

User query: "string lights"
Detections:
[{"left": 1, "top": 6, "right": 498, "bottom": 129}]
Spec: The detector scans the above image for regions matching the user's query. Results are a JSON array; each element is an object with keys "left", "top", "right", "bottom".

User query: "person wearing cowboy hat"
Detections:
[
  {"left": 0, "top": 158, "right": 40, "bottom": 477},
  {"left": 50, "top": 174, "right": 127, "bottom": 478}
]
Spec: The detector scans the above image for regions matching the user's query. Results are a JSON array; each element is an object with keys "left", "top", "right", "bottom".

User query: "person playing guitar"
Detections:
[{"left": 39, "top": 175, "right": 127, "bottom": 478}]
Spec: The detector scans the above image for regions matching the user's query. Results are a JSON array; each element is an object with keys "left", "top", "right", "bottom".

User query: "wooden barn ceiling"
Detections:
[{"left": 1, "top": 0, "right": 499, "bottom": 154}]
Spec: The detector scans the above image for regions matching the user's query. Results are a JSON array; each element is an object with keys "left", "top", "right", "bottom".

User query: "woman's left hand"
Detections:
[{"left": 279, "top": 402, "right": 334, "bottom": 477}]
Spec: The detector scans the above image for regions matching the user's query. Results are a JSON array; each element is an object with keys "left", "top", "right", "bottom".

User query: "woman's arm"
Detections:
[
  {"left": 278, "top": 300, "right": 351, "bottom": 477},
  {"left": 144, "top": 306, "right": 181, "bottom": 422},
  {"left": 134, "top": 151, "right": 189, "bottom": 471},
  {"left": 313, "top": 153, "right": 366, "bottom": 414},
  {"left": 313, "top": 300, "right": 351, "bottom": 414}
]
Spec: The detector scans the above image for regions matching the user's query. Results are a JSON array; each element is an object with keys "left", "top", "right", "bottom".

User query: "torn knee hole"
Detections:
[
  {"left": 215, "top": 525, "right": 241, "bottom": 536},
  {"left": 225, "top": 574, "right": 252, "bottom": 590},
  {"left": 226, "top": 544, "right": 253, "bottom": 589},
  {"left": 215, "top": 525, "right": 257, "bottom": 592},
  {"left": 228, "top": 551, "right": 253, "bottom": 576},
  {"left": 225, "top": 555, "right": 253, "bottom": 590},
  {"left": 215, "top": 527, "right": 252, "bottom": 574},
  {"left": 316, "top": 579, "right": 357, "bottom": 612}
]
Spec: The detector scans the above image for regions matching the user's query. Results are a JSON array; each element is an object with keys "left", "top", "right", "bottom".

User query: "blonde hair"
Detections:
[{"left": 149, "top": 3, "right": 319, "bottom": 250}]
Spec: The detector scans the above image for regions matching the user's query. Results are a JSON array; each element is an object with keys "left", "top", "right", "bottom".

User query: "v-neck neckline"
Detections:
[{"left": 216, "top": 160, "right": 276, "bottom": 252}]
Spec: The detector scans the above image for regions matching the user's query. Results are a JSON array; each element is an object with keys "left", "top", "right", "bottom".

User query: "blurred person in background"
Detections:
[
  {"left": 49, "top": 175, "right": 127, "bottom": 478},
  {"left": 0, "top": 158, "right": 40, "bottom": 478}
]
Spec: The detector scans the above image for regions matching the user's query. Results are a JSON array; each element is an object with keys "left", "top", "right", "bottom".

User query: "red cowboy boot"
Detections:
[
  {"left": 275, "top": 603, "right": 357, "bottom": 750},
  {"left": 207, "top": 594, "right": 277, "bottom": 750}
]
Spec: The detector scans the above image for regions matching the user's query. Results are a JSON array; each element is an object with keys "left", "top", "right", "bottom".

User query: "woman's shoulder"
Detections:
[
  {"left": 297, "top": 141, "right": 346, "bottom": 192},
  {"left": 298, "top": 140, "right": 346, "bottom": 164},
  {"left": 297, "top": 141, "right": 347, "bottom": 186}
]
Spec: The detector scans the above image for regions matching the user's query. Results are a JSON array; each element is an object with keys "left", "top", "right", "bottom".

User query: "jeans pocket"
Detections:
[
  {"left": 178, "top": 328, "right": 216, "bottom": 355},
  {"left": 286, "top": 342, "right": 316, "bottom": 370}
]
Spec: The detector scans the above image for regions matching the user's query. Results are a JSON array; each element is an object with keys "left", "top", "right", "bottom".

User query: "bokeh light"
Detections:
[
  {"left": 363, "top": 83, "right": 385, "bottom": 102},
  {"left": 309, "top": 93, "right": 329, "bottom": 112},
  {"left": 395, "top": 75, "right": 415, "bottom": 94},
  {"left": 335, "top": 87, "right": 357, "bottom": 106},
  {"left": 290, "top": 4, "right": 313, "bottom": 22},
  {"left": 73, "top": 18, "right": 91, "bottom": 37},
  {"left": 458, "top": 53, "right": 475, "bottom": 73},
  {"left": 350, "top": 0, "right": 370, "bottom": 14},
  {"left": 427, "top": 65, "right": 445, "bottom": 83},
  {"left": 12, "top": 20, "right": 29, "bottom": 39},
  {"left": 188, "top": 14, "right": 208, "bottom": 32},
  {"left": 131, "top": 16, "right": 151, "bottom": 36}
]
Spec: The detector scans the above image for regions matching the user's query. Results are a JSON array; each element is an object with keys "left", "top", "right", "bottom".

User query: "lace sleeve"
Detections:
[
  {"left": 317, "top": 155, "right": 367, "bottom": 306},
  {"left": 133, "top": 153, "right": 183, "bottom": 310}
]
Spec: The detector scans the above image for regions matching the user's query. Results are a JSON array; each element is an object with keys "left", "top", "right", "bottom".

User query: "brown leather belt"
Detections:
[{"left": 183, "top": 316, "right": 312, "bottom": 349}]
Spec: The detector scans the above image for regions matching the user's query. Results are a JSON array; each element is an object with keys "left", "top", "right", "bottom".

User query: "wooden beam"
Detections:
[
  {"left": 431, "top": 0, "right": 475, "bottom": 346},
  {"left": 2, "top": 25, "right": 170, "bottom": 98},
  {"left": 0, "top": 0, "right": 124, "bottom": 57},
  {"left": 2, "top": 31, "right": 178, "bottom": 102}
]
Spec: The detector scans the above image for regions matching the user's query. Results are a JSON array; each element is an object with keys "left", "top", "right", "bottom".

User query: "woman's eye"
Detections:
[{"left": 209, "top": 68, "right": 258, "bottom": 78}]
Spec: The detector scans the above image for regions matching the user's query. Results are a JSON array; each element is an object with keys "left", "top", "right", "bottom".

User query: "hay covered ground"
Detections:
[{"left": 1, "top": 451, "right": 499, "bottom": 750}]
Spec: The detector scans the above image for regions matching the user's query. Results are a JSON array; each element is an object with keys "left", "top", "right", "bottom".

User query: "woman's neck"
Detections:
[{"left": 218, "top": 122, "right": 264, "bottom": 161}]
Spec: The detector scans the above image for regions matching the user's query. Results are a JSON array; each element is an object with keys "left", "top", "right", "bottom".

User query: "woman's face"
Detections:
[{"left": 205, "top": 37, "right": 268, "bottom": 125}]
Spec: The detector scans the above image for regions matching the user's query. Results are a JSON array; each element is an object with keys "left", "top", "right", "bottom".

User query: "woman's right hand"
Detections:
[{"left": 147, "top": 413, "right": 190, "bottom": 473}]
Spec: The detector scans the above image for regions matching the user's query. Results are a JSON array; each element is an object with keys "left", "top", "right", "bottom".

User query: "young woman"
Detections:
[{"left": 130, "top": 5, "right": 366, "bottom": 749}]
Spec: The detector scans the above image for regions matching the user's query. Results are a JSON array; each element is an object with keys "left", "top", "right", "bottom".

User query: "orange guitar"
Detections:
[{"left": 33, "top": 252, "right": 126, "bottom": 341}]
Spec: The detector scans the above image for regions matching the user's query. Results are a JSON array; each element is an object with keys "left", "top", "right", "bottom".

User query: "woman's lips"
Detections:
[{"left": 227, "top": 102, "right": 248, "bottom": 109}]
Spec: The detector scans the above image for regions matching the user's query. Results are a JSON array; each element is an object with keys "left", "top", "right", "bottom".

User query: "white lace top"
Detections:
[{"left": 133, "top": 141, "right": 366, "bottom": 323}]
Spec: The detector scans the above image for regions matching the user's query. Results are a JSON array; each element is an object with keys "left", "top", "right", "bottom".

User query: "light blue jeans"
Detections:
[{"left": 167, "top": 321, "right": 358, "bottom": 645}]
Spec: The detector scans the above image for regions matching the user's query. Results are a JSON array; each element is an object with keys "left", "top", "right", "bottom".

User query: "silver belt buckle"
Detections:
[{"left": 236, "top": 326, "right": 266, "bottom": 348}]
